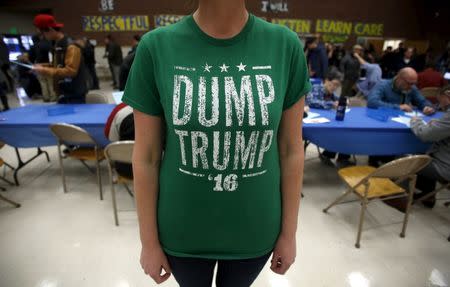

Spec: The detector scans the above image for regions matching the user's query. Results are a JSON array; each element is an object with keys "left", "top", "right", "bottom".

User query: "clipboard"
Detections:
[{"left": 11, "top": 61, "right": 34, "bottom": 69}]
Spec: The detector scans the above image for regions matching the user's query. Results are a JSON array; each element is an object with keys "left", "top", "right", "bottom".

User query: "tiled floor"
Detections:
[{"left": 0, "top": 85, "right": 449, "bottom": 287}]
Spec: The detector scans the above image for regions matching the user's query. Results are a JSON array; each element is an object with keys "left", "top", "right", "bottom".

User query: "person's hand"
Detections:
[
  {"left": 32, "top": 64, "right": 46, "bottom": 74},
  {"left": 270, "top": 233, "right": 296, "bottom": 275},
  {"left": 140, "top": 244, "right": 172, "bottom": 284},
  {"left": 309, "top": 70, "right": 316, "bottom": 77},
  {"left": 399, "top": 104, "right": 413, "bottom": 112},
  {"left": 423, "top": 106, "right": 435, "bottom": 115},
  {"left": 332, "top": 101, "right": 339, "bottom": 109}
]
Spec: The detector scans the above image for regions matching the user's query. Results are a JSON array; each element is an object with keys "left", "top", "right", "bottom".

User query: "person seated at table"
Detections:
[
  {"left": 306, "top": 70, "right": 341, "bottom": 109},
  {"left": 367, "top": 67, "right": 436, "bottom": 167},
  {"left": 104, "top": 103, "right": 134, "bottom": 178},
  {"left": 306, "top": 71, "right": 353, "bottom": 168},
  {"left": 367, "top": 67, "right": 435, "bottom": 115},
  {"left": 410, "top": 85, "right": 450, "bottom": 208}
]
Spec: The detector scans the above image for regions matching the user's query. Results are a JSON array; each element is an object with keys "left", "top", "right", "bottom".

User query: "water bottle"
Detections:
[{"left": 335, "top": 96, "right": 347, "bottom": 121}]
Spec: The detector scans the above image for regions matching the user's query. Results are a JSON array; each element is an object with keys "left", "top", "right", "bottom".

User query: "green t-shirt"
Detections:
[{"left": 123, "top": 14, "right": 311, "bottom": 260}]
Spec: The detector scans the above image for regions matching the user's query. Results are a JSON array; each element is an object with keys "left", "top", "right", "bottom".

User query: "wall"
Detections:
[{"left": 0, "top": 0, "right": 448, "bottom": 49}]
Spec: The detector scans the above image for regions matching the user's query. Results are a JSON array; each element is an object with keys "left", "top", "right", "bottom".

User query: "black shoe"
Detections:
[
  {"left": 422, "top": 198, "right": 436, "bottom": 209},
  {"left": 319, "top": 154, "right": 335, "bottom": 167}
]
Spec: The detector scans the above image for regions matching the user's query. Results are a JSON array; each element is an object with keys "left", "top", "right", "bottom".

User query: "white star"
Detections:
[
  {"left": 236, "top": 62, "right": 246, "bottom": 72},
  {"left": 203, "top": 63, "right": 212, "bottom": 73},
  {"left": 220, "top": 63, "right": 229, "bottom": 73}
]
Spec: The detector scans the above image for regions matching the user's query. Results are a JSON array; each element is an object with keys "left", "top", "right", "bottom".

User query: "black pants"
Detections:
[
  {"left": 166, "top": 252, "right": 271, "bottom": 287},
  {"left": 86, "top": 63, "right": 99, "bottom": 90},
  {"left": 416, "top": 161, "right": 447, "bottom": 195},
  {"left": 0, "top": 85, "right": 9, "bottom": 110},
  {"left": 368, "top": 155, "right": 396, "bottom": 167}
]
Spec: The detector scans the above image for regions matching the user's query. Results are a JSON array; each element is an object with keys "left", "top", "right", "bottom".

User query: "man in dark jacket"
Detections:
[
  {"left": 104, "top": 34, "right": 123, "bottom": 90},
  {"left": 30, "top": 33, "right": 56, "bottom": 102},
  {"left": 32, "top": 14, "right": 88, "bottom": 104},
  {"left": 83, "top": 38, "right": 99, "bottom": 90},
  {"left": 340, "top": 45, "right": 363, "bottom": 97}
]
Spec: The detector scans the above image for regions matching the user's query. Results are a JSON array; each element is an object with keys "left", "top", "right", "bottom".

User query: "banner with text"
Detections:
[
  {"left": 82, "top": 15, "right": 150, "bottom": 32},
  {"left": 154, "top": 14, "right": 185, "bottom": 27},
  {"left": 272, "top": 18, "right": 384, "bottom": 43}
]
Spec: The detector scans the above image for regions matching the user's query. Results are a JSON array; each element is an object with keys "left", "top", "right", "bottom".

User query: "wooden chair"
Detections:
[
  {"left": 420, "top": 87, "right": 440, "bottom": 104},
  {"left": 104, "top": 141, "right": 134, "bottom": 226},
  {"left": 323, "top": 155, "right": 432, "bottom": 248},
  {"left": 86, "top": 91, "right": 110, "bottom": 104},
  {"left": 50, "top": 123, "right": 105, "bottom": 200}
]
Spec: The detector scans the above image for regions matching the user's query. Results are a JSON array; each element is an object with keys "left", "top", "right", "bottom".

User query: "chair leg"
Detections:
[
  {"left": 123, "top": 184, "right": 133, "bottom": 197},
  {"left": 0, "top": 193, "right": 21, "bottom": 208},
  {"left": 95, "top": 148, "right": 103, "bottom": 201},
  {"left": 108, "top": 164, "right": 119, "bottom": 226},
  {"left": 355, "top": 198, "right": 368, "bottom": 248},
  {"left": 323, "top": 189, "right": 352, "bottom": 213},
  {"left": 57, "top": 143, "right": 68, "bottom": 193},
  {"left": 401, "top": 191, "right": 415, "bottom": 238}
]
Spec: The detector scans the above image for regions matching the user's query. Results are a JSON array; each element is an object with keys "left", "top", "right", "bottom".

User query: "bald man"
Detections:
[{"left": 368, "top": 67, "right": 435, "bottom": 115}]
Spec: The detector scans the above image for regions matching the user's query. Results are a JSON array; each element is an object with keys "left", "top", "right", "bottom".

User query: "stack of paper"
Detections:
[
  {"left": 391, "top": 116, "right": 411, "bottom": 127},
  {"left": 303, "top": 117, "right": 331, "bottom": 124}
]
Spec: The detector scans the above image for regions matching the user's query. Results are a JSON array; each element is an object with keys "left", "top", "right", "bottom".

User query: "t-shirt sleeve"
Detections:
[
  {"left": 122, "top": 37, "right": 164, "bottom": 116},
  {"left": 283, "top": 31, "right": 312, "bottom": 110}
]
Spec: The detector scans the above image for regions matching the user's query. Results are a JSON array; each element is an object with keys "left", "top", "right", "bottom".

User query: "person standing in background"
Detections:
[
  {"left": 29, "top": 33, "right": 57, "bottom": 102},
  {"left": 32, "top": 14, "right": 88, "bottom": 104},
  {"left": 128, "top": 34, "right": 141, "bottom": 55},
  {"left": 306, "top": 35, "right": 328, "bottom": 79},
  {"left": 0, "top": 39, "right": 10, "bottom": 111},
  {"left": 104, "top": 34, "right": 123, "bottom": 90},
  {"left": 340, "top": 45, "right": 363, "bottom": 98},
  {"left": 83, "top": 38, "right": 100, "bottom": 90}
]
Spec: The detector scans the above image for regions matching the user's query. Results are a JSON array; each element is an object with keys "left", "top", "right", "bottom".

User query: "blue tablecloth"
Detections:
[
  {"left": 303, "top": 107, "right": 442, "bottom": 156},
  {"left": 0, "top": 104, "right": 115, "bottom": 148}
]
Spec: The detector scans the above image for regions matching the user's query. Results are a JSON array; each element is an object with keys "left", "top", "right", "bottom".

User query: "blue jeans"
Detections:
[{"left": 166, "top": 251, "right": 271, "bottom": 287}]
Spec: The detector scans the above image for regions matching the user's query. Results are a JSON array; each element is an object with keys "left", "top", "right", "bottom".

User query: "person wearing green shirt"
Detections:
[{"left": 123, "top": 1, "right": 311, "bottom": 286}]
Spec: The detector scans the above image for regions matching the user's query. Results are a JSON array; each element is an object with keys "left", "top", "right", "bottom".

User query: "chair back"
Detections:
[
  {"left": 104, "top": 141, "right": 134, "bottom": 164},
  {"left": 370, "top": 155, "right": 431, "bottom": 179},
  {"left": 86, "top": 91, "right": 110, "bottom": 104},
  {"left": 50, "top": 123, "right": 96, "bottom": 145}
]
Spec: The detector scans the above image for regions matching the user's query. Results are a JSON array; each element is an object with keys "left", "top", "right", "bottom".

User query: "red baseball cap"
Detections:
[{"left": 33, "top": 14, "right": 64, "bottom": 30}]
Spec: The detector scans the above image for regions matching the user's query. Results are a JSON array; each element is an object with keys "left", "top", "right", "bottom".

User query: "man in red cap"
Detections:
[{"left": 32, "top": 14, "right": 88, "bottom": 103}]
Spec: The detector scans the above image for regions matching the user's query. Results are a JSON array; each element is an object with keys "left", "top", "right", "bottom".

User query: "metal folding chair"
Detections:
[{"left": 323, "top": 155, "right": 431, "bottom": 248}]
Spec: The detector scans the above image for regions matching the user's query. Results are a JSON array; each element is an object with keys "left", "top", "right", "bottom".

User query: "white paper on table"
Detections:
[
  {"left": 345, "top": 108, "right": 351, "bottom": 113},
  {"left": 303, "top": 117, "right": 331, "bottom": 124},
  {"left": 391, "top": 116, "right": 411, "bottom": 127},
  {"left": 404, "top": 111, "right": 424, "bottom": 117},
  {"left": 305, "top": 112, "right": 320, "bottom": 119}
]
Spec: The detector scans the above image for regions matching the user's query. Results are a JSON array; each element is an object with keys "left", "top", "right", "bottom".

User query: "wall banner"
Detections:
[
  {"left": 154, "top": 14, "right": 185, "bottom": 27},
  {"left": 82, "top": 15, "right": 150, "bottom": 32}
]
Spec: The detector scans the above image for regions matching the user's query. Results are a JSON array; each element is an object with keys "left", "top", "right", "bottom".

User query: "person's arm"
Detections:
[
  {"left": 353, "top": 52, "right": 366, "bottom": 65},
  {"left": 410, "top": 112, "right": 450, "bottom": 142},
  {"left": 33, "top": 45, "right": 81, "bottom": 78},
  {"left": 367, "top": 82, "right": 399, "bottom": 109},
  {"left": 272, "top": 97, "right": 305, "bottom": 275},
  {"left": 133, "top": 110, "right": 171, "bottom": 284},
  {"left": 411, "top": 88, "right": 434, "bottom": 114}
]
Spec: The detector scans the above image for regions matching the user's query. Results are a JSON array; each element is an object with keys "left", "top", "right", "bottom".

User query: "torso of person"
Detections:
[{"left": 123, "top": 14, "right": 310, "bottom": 259}]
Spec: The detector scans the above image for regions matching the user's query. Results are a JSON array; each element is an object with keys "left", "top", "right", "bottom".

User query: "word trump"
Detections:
[{"left": 172, "top": 73, "right": 277, "bottom": 172}]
